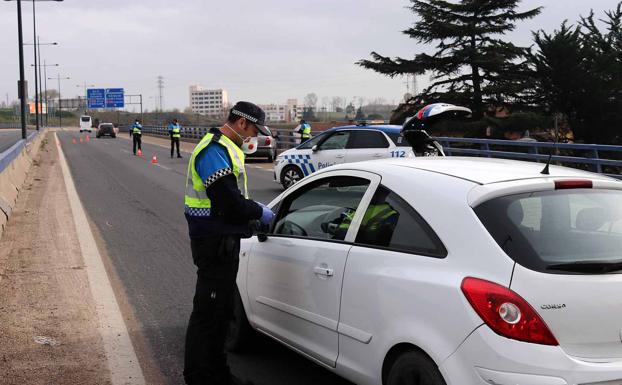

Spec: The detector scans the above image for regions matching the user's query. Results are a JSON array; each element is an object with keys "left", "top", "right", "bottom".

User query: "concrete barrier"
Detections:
[{"left": 0, "top": 130, "right": 45, "bottom": 238}]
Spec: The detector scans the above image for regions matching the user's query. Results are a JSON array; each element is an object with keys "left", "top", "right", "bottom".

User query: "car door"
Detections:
[
  {"left": 345, "top": 129, "right": 391, "bottom": 163},
  {"left": 246, "top": 170, "right": 380, "bottom": 367},
  {"left": 312, "top": 130, "right": 350, "bottom": 171}
]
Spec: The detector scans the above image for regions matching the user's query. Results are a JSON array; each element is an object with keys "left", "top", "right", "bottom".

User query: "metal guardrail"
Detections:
[
  {"left": 124, "top": 125, "right": 621, "bottom": 179},
  {"left": 436, "top": 137, "right": 622, "bottom": 179},
  {"left": 0, "top": 123, "right": 21, "bottom": 129}
]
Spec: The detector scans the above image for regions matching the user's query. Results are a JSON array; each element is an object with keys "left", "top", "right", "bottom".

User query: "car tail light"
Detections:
[
  {"left": 265, "top": 137, "right": 271, "bottom": 145},
  {"left": 461, "top": 277, "right": 558, "bottom": 346},
  {"left": 555, "top": 180, "right": 592, "bottom": 189}
]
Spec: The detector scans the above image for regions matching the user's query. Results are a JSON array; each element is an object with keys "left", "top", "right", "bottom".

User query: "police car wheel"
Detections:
[
  {"left": 386, "top": 350, "right": 446, "bottom": 385},
  {"left": 280, "top": 165, "right": 303, "bottom": 189},
  {"left": 225, "top": 287, "right": 253, "bottom": 353}
]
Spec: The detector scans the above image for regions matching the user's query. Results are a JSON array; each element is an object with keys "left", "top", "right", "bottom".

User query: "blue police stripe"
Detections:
[{"left": 300, "top": 163, "right": 309, "bottom": 176}]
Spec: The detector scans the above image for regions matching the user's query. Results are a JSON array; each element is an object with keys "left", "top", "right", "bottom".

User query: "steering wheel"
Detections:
[{"left": 281, "top": 221, "right": 308, "bottom": 237}]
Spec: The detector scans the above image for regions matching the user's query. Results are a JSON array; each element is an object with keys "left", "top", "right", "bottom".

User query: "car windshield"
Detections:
[
  {"left": 474, "top": 189, "right": 622, "bottom": 274},
  {"left": 101, "top": 124, "right": 113, "bottom": 129},
  {"left": 81, "top": 117, "right": 90, "bottom": 122}
]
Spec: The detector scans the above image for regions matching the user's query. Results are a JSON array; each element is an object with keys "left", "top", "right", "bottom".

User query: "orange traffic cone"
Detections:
[
  {"left": 137, "top": 149, "right": 143, "bottom": 157},
  {"left": 80, "top": 137, "right": 83, "bottom": 143},
  {"left": 151, "top": 154, "right": 158, "bottom": 165},
  {"left": 86, "top": 135, "right": 90, "bottom": 142},
  {"left": 72, "top": 138, "right": 77, "bottom": 144}
]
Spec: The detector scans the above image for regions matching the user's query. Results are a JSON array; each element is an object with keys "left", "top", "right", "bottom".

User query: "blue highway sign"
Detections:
[
  {"left": 87, "top": 88, "right": 105, "bottom": 109},
  {"left": 105, "top": 88, "right": 124, "bottom": 108}
]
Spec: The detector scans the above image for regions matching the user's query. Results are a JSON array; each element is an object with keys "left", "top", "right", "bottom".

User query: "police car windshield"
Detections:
[{"left": 298, "top": 133, "right": 325, "bottom": 149}]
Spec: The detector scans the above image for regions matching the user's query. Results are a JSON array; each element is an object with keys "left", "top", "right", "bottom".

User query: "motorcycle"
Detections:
[{"left": 402, "top": 103, "right": 472, "bottom": 157}]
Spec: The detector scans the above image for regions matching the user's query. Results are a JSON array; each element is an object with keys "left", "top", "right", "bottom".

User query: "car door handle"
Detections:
[
  {"left": 313, "top": 266, "right": 334, "bottom": 277},
  {"left": 335, "top": 154, "right": 345, "bottom": 159}
]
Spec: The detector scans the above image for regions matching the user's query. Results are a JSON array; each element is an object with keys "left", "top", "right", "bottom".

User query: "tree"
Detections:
[
  {"left": 331, "top": 97, "right": 343, "bottom": 112},
  {"left": 354, "top": 107, "right": 365, "bottom": 120},
  {"left": 357, "top": 0, "right": 542, "bottom": 118},
  {"left": 304, "top": 93, "right": 318, "bottom": 110},
  {"left": 529, "top": 2, "right": 622, "bottom": 143}
]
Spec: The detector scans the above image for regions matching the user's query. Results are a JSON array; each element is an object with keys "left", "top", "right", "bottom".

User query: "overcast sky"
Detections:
[{"left": 0, "top": 0, "right": 616, "bottom": 111}]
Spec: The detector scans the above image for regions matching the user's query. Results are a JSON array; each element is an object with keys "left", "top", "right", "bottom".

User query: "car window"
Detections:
[
  {"left": 273, "top": 176, "right": 370, "bottom": 241},
  {"left": 354, "top": 186, "right": 447, "bottom": 257},
  {"left": 386, "top": 132, "right": 406, "bottom": 146},
  {"left": 81, "top": 116, "right": 91, "bottom": 122},
  {"left": 347, "top": 130, "right": 389, "bottom": 149},
  {"left": 475, "top": 189, "right": 622, "bottom": 274},
  {"left": 101, "top": 124, "right": 113, "bottom": 129},
  {"left": 297, "top": 132, "right": 325, "bottom": 149},
  {"left": 320, "top": 131, "right": 350, "bottom": 150}
]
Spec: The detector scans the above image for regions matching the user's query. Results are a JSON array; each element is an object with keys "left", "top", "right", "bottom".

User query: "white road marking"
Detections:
[
  {"left": 55, "top": 133, "right": 146, "bottom": 385},
  {"left": 156, "top": 164, "right": 171, "bottom": 170},
  {"left": 121, "top": 149, "right": 130, "bottom": 154}
]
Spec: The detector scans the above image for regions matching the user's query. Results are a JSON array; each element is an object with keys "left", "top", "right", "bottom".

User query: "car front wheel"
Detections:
[
  {"left": 386, "top": 351, "right": 446, "bottom": 385},
  {"left": 280, "top": 165, "right": 303, "bottom": 189}
]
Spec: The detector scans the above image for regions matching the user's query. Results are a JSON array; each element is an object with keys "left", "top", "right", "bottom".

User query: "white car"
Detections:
[
  {"left": 229, "top": 157, "right": 622, "bottom": 385},
  {"left": 274, "top": 124, "right": 416, "bottom": 189}
]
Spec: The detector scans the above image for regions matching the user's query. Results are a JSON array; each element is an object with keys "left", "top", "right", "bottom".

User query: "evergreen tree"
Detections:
[
  {"left": 529, "top": 3, "right": 622, "bottom": 143},
  {"left": 357, "top": 0, "right": 541, "bottom": 118}
]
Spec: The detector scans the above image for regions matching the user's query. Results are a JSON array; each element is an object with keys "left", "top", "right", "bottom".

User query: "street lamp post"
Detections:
[
  {"left": 27, "top": 40, "right": 57, "bottom": 127},
  {"left": 4, "top": 0, "right": 63, "bottom": 135},
  {"left": 33, "top": 61, "right": 58, "bottom": 126},
  {"left": 49, "top": 74, "right": 69, "bottom": 128}
]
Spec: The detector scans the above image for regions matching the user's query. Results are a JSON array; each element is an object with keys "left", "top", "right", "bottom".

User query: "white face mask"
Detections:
[{"left": 225, "top": 123, "right": 258, "bottom": 155}]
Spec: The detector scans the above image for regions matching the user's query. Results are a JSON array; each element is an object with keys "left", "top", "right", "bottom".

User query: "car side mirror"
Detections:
[
  {"left": 257, "top": 233, "right": 268, "bottom": 242},
  {"left": 312, "top": 145, "right": 319, "bottom": 152}
]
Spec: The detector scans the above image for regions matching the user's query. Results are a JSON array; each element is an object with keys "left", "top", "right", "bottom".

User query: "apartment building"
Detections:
[
  {"left": 258, "top": 99, "right": 303, "bottom": 123},
  {"left": 189, "top": 85, "right": 229, "bottom": 116}
]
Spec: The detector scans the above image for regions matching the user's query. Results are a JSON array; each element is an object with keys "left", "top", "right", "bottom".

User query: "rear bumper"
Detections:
[{"left": 441, "top": 326, "right": 622, "bottom": 385}]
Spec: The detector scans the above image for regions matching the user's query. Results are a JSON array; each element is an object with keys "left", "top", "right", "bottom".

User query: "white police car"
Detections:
[{"left": 274, "top": 124, "right": 415, "bottom": 189}]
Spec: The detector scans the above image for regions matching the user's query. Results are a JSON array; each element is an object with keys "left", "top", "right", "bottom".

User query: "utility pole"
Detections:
[
  {"left": 49, "top": 73, "right": 69, "bottom": 128},
  {"left": 16, "top": 0, "right": 27, "bottom": 139},
  {"left": 157, "top": 75, "right": 164, "bottom": 112}
]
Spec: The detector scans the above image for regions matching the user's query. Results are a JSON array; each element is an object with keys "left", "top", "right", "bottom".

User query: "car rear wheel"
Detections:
[
  {"left": 280, "top": 165, "right": 303, "bottom": 189},
  {"left": 225, "top": 287, "right": 254, "bottom": 353},
  {"left": 386, "top": 351, "right": 446, "bottom": 385}
]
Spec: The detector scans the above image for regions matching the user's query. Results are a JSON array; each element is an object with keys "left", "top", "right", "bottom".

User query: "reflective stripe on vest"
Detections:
[
  {"left": 184, "top": 131, "right": 248, "bottom": 212},
  {"left": 132, "top": 124, "right": 142, "bottom": 134},
  {"left": 172, "top": 124, "right": 181, "bottom": 138},
  {"left": 302, "top": 124, "right": 311, "bottom": 139}
]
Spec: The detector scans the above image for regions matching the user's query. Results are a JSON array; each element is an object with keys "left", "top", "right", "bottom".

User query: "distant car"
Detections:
[
  {"left": 79, "top": 115, "right": 92, "bottom": 133},
  {"left": 230, "top": 156, "right": 622, "bottom": 385},
  {"left": 254, "top": 134, "right": 278, "bottom": 162},
  {"left": 96, "top": 123, "right": 116, "bottom": 138}
]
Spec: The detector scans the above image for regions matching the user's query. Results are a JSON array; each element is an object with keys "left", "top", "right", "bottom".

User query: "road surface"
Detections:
[{"left": 57, "top": 130, "right": 352, "bottom": 385}]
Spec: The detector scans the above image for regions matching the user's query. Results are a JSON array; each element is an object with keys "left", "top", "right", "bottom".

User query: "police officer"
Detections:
[
  {"left": 300, "top": 119, "right": 312, "bottom": 142},
  {"left": 183, "top": 101, "right": 275, "bottom": 385},
  {"left": 168, "top": 118, "right": 182, "bottom": 158},
  {"left": 131, "top": 119, "right": 143, "bottom": 155}
]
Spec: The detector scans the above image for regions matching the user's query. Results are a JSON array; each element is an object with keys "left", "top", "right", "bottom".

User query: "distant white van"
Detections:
[{"left": 79, "top": 115, "right": 92, "bottom": 132}]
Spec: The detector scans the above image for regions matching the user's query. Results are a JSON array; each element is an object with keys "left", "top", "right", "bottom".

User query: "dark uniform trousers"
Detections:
[
  {"left": 184, "top": 234, "right": 240, "bottom": 385},
  {"left": 133, "top": 134, "right": 142, "bottom": 155},
  {"left": 171, "top": 137, "right": 181, "bottom": 157}
]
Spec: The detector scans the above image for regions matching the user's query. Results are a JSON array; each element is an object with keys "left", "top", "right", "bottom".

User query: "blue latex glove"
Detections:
[{"left": 259, "top": 203, "right": 275, "bottom": 225}]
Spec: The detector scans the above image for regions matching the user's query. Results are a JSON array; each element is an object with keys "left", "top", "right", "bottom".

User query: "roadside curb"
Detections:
[{"left": 0, "top": 130, "right": 45, "bottom": 239}]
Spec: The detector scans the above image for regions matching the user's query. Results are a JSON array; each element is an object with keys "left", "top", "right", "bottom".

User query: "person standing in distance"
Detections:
[
  {"left": 168, "top": 118, "right": 183, "bottom": 158},
  {"left": 183, "top": 101, "right": 275, "bottom": 385},
  {"left": 131, "top": 119, "right": 143, "bottom": 155}
]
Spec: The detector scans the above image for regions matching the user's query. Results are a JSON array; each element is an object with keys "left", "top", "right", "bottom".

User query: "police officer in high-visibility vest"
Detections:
[
  {"left": 168, "top": 118, "right": 182, "bottom": 158},
  {"left": 131, "top": 119, "right": 142, "bottom": 155},
  {"left": 300, "top": 119, "right": 311, "bottom": 141},
  {"left": 183, "top": 101, "right": 275, "bottom": 385}
]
